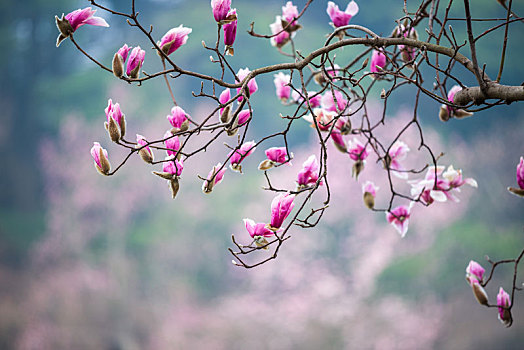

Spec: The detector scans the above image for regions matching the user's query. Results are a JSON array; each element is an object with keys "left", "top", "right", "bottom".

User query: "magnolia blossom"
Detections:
[
  {"left": 136, "top": 134, "right": 154, "bottom": 163},
  {"left": 211, "top": 0, "right": 231, "bottom": 22},
  {"left": 230, "top": 141, "right": 256, "bottom": 172},
  {"left": 56, "top": 7, "right": 109, "bottom": 46},
  {"left": 518, "top": 157, "right": 524, "bottom": 189},
  {"left": 292, "top": 90, "right": 322, "bottom": 107},
  {"left": 269, "top": 193, "right": 295, "bottom": 230},
  {"left": 386, "top": 202, "right": 413, "bottom": 237},
  {"left": 104, "top": 99, "right": 126, "bottom": 141},
  {"left": 326, "top": 1, "right": 359, "bottom": 27},
  {"left": 282, "top": 1, "right": 299, "bottom": 26},
  {"left": 370, "top": 49, "right": 387, "bottom": 75},
  {"left": 223, "top": 9, "right": 237, "bottom": 47},
  {"left": 321, "top": 90, "right": 348, "bottom": 112},
  {"left": 297, "top": 155, "right": 321, "bottom": 187},
  {"left": 236, "top": 68, "right": 258, "bottom": 101},
  {"left": 158, "top": 25, "right": 192, "bottom": 56},
  {"left": 410, "top": 165, "right": 477, "bottom": 205},
  {"left": 396, "top": 25, "right": 418, "bottom": 63},
  {"left": 347, "top": 138, "right": 369, "bottom": 161},
  {"left": 465, "top": 260, "right": 485, "bottom": 284},
  {"left": 270, "top": 16, "right": 291, "bottom": 47},
  {"left": 330, "top": 132, "right": 347, "bottom": 153},
  {"left": 302, "top": 108, "right": 337, "bottom": 132},
  {"left": 469, "top": 278, "right": 489, "bottom": 306},
  {"left": 162, "top": 156, "right": 184, "bottom": 177},
  {"left": 362, "top": 181, "right": 379, "bottom": 209},
  {"left": 202, "top": 163, "right": 226, "bottom": 193},
  {"left": 112, "top": 44, "right": 131, "bottom": 78},
  {"left": 168, "top": 106, "right": 190, "bottom": 131},
  {"left": 440, "top": 85, "right": 473, "bottom": 121},
  {"left": 244, "top": 219, "right": 274, "bottom": 238},
  {"left": 497, "top": 287, "right": 512, "bottom": 326},
  {"left": 388, "top": 140, "right": 410, "bottom": 179},
  {"left": 237, "top": 110, "right": 252, "bottom": 126},
  {"left": 274, "top": 72, "right": 291, "bottom": 101},
  {"left": 126, "top": 46, "right": 145, "bottom": 79},
  {"left": 259, "top": 147, "right": 290, "bottom": 170},
  {"left": 90, "top": 142, "right": 110, "bottom": 175},
  {"left": 164, "top": 131, "right": 180, "bottom": 157}
]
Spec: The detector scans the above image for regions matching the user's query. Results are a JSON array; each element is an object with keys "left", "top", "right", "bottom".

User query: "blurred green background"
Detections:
[{"left": 1, "top": 0, "right": 523, "bottom": 349}]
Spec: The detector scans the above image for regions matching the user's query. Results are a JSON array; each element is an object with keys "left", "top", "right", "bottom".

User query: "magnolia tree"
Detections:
[{"left": 55, "top": 0, "right": 523, "bottom": 327}]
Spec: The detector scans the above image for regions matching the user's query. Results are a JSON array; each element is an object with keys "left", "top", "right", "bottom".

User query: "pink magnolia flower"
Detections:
[
  {"left": 104, "top": 99, "right": 126, "bottom": 140},
  {"left": 202, "top": 163, "right": 227, "bottom": 193},
  {"left": 292, "top": 90, "right": 322, "bottom": 107},
  {"left": 270, "top": 16, "right": 291, "bottom": 47},
  {"left": 388, "top": 140, "right": 410, "bottom": 179},
  {"left": 497, "top": 287, "right": 512, "bottom": 326},
  {"left": 211, "top": 0, "right": 231, "bottom": 22},
  {"left": 330, "top": 131, "right": 347, "bottom": 153},
  {"left": 126, "top": 46, "right": 145, "bottom": 78},
  {"left": 105, "top": 99, "right": 124, "bottom": 126},
  {"left": 168, "top": 106, "right": 190, "bottom": 131},
  {"left": 362, "top": 181, "right": 379, "bottom": 197},
  {"left": 116, "top": 44, "right": 131, "bottom": 62},
  {"left": 158, "top": 25, "right": 192, "bottom": 56},
  {"left": 136, "top": 134, "right": 154, "bottom": 163},
  {"left": 282, "top": 1, "right": 299, "bottom": 26},
  {"left": 347, "top": 138, "right": 369, "bottom": 161},
  {"left": 465, "top": 260, "right": 485, "bottom": 284},
  {"left": 236, "top": 68, "right": 258, "bottom": 101},
  {"left": 370, "top": 49, "right": 387, "bottom": 75},
  {"left": 274, "top": 72, "right": 291, "bottom": 101},
  {"left": 517, "top": 156, "right": 524, "bottom": 189},
  {"left": 218, "top": 88, "right": 231, "bottom": 117},
  {"left": 162, "top": 156, "right": 184, "bottom": 177},
  {"left": 90, "top": 142, "right": 111, "bottom": 175},
  {"left": 362, "top": 181, "right": 379, "bottom": 209},
  {"left": 164, "top": 130, "right": 181, "bottom": 157},
  {"left": 223, "top": 9, "right": 237, "bottom": 47},
  {"left": 55, "top": 7, "right": 109, "bottom": 46},
  {"left": 297, "top": 155, "right": 321, "bottom": 187},
  {"left": 237, "top": 110, "right": 252, "bottom": 126},
  {"left": 440, "top": 85, "right": 474, "bottom": 120},
  {"left": 302, "top": 108, "right": 337, "bottom": 132},
  {"left": 321, "top": 90, "right": 348, "bottom": 112},
  {"left": 269, "top": 193, "right": 295, "bottom": 230},
  {"left": 244, "top": 218, "right": 274, "bottom": 238},
  {"left": 326, "top": 1, "right": 359, "bottom": 28},
  {"left": 266, "top": 147, "right": 289, "bottom": 164},
  {"left": 386, "top": 202, "right": 413, "bottom": 237},
  {"left": 397, "top": 25, "right": 418, "bottom": 62},
  {"left": 230, "top": 141, "right": 256, "bottom": 172}
]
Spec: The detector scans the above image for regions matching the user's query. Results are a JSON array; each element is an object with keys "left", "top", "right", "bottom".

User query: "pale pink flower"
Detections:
[
  {"left": 326, "top": 1, "right": 359, "bottom": 28},
  {"left": 158, "top": 25, "right": 192, "bottom": 56},
  {"left": 386, "top": 202, "right": 413, "bottom": 237},
  {"left": 244, "top": 218, "right": 274, "bottom": 238},
  {"left": 302, "top": 108, "right": 336, "bottom": 132},
  {"left": 230, "top": 141, "right": 256, "bottom": 172},
  {"left": 162, "top": 156, "right": 184, "bottom": 177},
  {"left": 297, "top": 155, "right": 321, "bottom": 187},
  {"left": 347, "top": 138, "right": 369, "bottom": 161},
  {"left": 90, "top": 142, "right": 110, "bottom": 175},
  {"left": 517, "top": 157, "right": 524, "bottom": 189},
  {"left": 270, "top": 193, "right": 295, "bottom": 230},
  {"left": 274, "top": 72, "right": 291, "bottom": 101},
  {"left": 223, "top": 9, "right": 237, "bottom": 46},
  {"left": 282, "top": 1, "right": 299, "bottom": 26},
  {"left": 168, "top": 106, "right": 190, "bottom": 129},
  {"left": 236, "top": 68, "right": 258, "bottom": 101},
  {"left": 126, "top": 46, "right": 145, "bottom": 78},
  {"left": 370, "top": 49, "right": 387, "bottom": 75},
  {"left": 442, "top": 165, "right": 478, "bottom": 189},
  {"left": 321, "top": 90, "right": 348, "bottom": 112},
  {"left": 388, "top": 140, "right": 410, "bottom": 179},
  {"left": 64, "top": 7, "right": 109, "bottom": 31},
  {"left": 270, "top": 16, "right": 291, "bottom": 47},
  {"left": 465, "top": 260, "right": 485, "bottom": 284},
  {"left": 164, "top": 131, "right": 180, "bottom": 157},
  {"left": 362, "top": 181, "right": 379, "bottom": 197},
  {"left": 211, "top": 0, "right": 231, "bottom": 22},
  {"left": 265, "top": 147, "right": 289, "bottom": 164},
  {"left": 497, "top": 287, "right": 512, "bottom": 326},
  {"left": 292, "top": 90, "right": 322, "bottom": 107}
]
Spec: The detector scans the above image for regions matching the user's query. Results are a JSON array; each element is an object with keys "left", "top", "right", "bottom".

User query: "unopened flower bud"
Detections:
[
  {"left": 380, "top": 88, "right": 386, "bottom": 99},
  {"left": 136, "top": 134, "right": 154, "bottom": 164},
  {"left": 169, "top": 177, "right": 180, "bottom": 199},
  {"left": 112, "top": 53, "right": 124, "bottom": 78},
  {"left": 363, "top": 191, "right": 375, "bottom": 209},
  {"left": 439, "top": 105, "right": 450, "bottom": 122},
  {"left": 90, "top": 142, "right": 111, "bottom": 175},
  {"left": 258, "top": 159, "right": 274, "bottom": 171},
  {"left": 107, "top": 117, "right": 121, "bottom": 142},
  {"left": 220, "top": 105, "right": 231, "bottom": 124},
  {"left": 454, "top": 109, "right": 474, "bottom": 119},
  {"left": 469, "top": 279, "right": 489, "bottom": 306},
  {"left": 254, "top": 236, "right": 269, "bottom": 249},
  {"left": 352, "top": 160, "right": 364, "bottom": 179}
]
